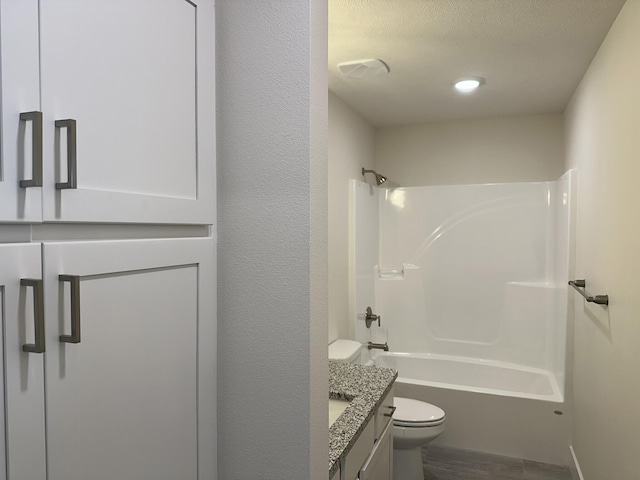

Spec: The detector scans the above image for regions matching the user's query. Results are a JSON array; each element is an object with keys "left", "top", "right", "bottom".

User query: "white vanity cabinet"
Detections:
[
  {"left": 331, "top": 469, "right": 340, "bottom": 480},
  {"left": 341, "top": 387, "right": 395, "bottom": 480},
  {"left": 359, "top": 421, "right": 393, "bottom": 480},
  {"left": 0, "top": 0, "right": 215, "bottom": 224}
]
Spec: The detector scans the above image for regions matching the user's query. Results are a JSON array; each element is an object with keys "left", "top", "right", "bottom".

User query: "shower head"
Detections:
[{"left": 362, "top": 168, "right": 387, "bottom": 186}]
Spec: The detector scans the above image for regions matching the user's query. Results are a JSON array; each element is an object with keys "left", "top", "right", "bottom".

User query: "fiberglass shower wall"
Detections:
[{"left": 351, "top": 171, "right": 575, "bottom": 398}]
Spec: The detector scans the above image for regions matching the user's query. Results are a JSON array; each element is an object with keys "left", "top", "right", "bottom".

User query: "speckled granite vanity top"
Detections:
[{"left": 329, "top": 361, "right": 397, "bottom": 477}]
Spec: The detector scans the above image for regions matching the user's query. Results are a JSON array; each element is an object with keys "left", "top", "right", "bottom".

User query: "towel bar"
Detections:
[{"left": 568, "top": 279, "right": 609, "bottom": 306}]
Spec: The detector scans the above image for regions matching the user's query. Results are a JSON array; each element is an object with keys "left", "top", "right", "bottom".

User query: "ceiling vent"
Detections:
[{"left": 338, "top": 58, "right": 390, "bottom": 79}]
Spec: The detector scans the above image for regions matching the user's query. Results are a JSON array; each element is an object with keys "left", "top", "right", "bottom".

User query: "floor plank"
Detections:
[{"left": 421, "top": 445, "right": 572, "bottom": 480}]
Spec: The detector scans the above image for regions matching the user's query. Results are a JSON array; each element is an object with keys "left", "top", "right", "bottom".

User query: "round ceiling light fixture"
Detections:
[{"left": 454, "top": 77, "right": 485, "bottom": 93}]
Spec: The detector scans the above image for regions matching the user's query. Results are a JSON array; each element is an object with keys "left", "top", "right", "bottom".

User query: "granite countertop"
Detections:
[{"left": 329, "top": 361, "right": 397, "bottom": 478}]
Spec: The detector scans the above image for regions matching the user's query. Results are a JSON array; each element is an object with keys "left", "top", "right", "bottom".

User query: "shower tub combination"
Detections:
[{"left": 351, "top": 171, "right": 575, "bottom": 465}]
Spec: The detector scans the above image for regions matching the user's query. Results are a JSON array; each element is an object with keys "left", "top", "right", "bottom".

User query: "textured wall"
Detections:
[
  {"left": 329, "top": 0, "right": 625, "bottom": 126},
  {"left": 375, "top": 114, "right": 565, "bottom": 187},
  {"left": 328, "top": 91, "right": 376, "bottom": 343},
  {"left": 564, "top": 1, "right": 640, "bottom": 478},
  {"left": 217, "top": 1, "right": 327, "bottom": 478}
]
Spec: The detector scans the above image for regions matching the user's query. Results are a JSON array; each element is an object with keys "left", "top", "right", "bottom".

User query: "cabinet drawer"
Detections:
[
  {"left": 343, "top": 419, "right": 374, "bottom": 480},
  {"left": 375, "top": 386, "right": 394, "bottom": 441}
]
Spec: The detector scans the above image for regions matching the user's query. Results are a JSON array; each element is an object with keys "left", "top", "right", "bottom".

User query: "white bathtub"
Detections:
[
  {"left": 369, "top": 351, "right": 570, "bottom": 464},
  {"left": 372, "top": 352, "right": 563, "bottom": 402}
]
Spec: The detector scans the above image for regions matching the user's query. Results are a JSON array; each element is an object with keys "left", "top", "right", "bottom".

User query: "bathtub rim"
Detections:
[{"left": 370, "top": 351, "right": 564, "bottom": 404}]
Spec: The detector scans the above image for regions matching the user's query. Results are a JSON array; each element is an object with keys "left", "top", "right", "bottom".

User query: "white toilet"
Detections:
[
  {"left": 392, "top": 396, "right": 445, "bottom": 480},
  {"left": 328, "top": 340, "right": 446, "bottom": 480},
  {"left": 328, "top": 339, "right": 364, "bottom": 364}
]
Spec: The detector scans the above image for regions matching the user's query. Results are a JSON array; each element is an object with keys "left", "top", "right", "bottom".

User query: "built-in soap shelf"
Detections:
[
  {"left": 378, "top": 268, "right": 404, "bottom": 279},
  {"left": 377, "top": 264, "right": 419, "bottom": 280},
  {"left": 506, "top": 281, "right": 558, "bottom": 289}
]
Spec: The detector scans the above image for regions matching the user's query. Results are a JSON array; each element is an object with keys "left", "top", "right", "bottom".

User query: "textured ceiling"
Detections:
[{"left": 329, "top": 0, "right": 627, "bottom": 127}]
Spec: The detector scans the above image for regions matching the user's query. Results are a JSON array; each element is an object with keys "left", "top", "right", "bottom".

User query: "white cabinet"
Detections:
[
  {"left": 43, "top": 238, "right": 215, "bottom": 480},
  {"left": 0, "top": 238, "right": 215, "bottom": 480},
  {"left": 343, "top": 420, "right": 375, "bottom": 480},
  {"left": 1, "top": 0, "right": 215, "bottom": 224},
  {"left": 0, "top": 244, "right": 47, "bottom": 480},
  {"left": 375, "top": 387, "right": 394, "bottom": 441},
  {"left": 0, "top": 1, "right": 216, "bottom": 478},
  {"left": 358, "top": 422, "right": 393, "bottom": 480},
  {"left": 0, "top": 1, "right": 42, "bottom": 222},
  {"left": 341, "top": 388, "right": 394, "bottom": 480}
]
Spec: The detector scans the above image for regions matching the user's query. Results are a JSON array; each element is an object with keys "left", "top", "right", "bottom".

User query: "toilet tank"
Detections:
[{"left": 328, "top": 339, "right": 363, "bottom": 363}]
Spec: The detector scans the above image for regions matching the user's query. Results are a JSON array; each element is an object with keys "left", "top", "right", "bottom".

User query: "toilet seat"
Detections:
[{"left": 392, "top": 397, "right": 445, "bottom": 428}]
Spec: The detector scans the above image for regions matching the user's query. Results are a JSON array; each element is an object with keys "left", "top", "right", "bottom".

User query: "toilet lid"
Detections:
[{"left": 392, "top": 397, "right": 445, "bottom": 427}]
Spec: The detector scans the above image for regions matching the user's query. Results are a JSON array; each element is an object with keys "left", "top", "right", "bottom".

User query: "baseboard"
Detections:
[{"left": 569, "top": 446, "right": 585, "bottom": 480}]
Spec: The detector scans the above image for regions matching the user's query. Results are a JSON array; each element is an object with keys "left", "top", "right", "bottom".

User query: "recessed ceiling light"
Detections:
[
  {"left": 338, "top": 59, "right": 390, "bottom": 79},
  {"left": 454, "top": 77, "right": 485, "bottom": 93}
]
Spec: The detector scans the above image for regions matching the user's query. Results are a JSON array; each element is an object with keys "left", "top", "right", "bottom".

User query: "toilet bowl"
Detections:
[{"left": 392, "top": 397, "right": 446, "bottom": 480}]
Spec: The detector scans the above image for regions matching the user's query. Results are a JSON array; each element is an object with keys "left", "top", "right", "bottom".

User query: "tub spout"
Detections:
[{"left": 367, "top": 342, "right": 389, "bottom": 352}]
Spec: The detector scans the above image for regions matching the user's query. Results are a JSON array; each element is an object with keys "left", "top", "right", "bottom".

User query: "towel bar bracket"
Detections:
[{"left": 568, "top": 279, "right": 609, "bottom": 306}]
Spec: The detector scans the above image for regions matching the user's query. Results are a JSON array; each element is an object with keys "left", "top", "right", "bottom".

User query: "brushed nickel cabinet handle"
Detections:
[
  {"left": 21, "top": 279, "right": 45, "bottom": 353},
  {"left": 19, "top": 111, "right": 43, "bottom": 188},
  {"left": 59, "top": 275, "right": 81, "bottom": 344},
  {"left": 55, "top": 119, "right": 77, "bottom": 190}
]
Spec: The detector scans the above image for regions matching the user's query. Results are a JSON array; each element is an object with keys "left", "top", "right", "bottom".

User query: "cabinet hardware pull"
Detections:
[
  {"left": 383, "top": 405, "right": 397, "bottom": 418},
  {"left": 21, "top": 279, "right": 45, "bottom": 353},
  {"left": 19, "top": 111, "right": 43, "bottom": 188},
  {"left": 59, "top": 275, "right": 81, "bottom": 344},
  {"left": 55, "top": 119, "right": 77, "bottom": 190}
]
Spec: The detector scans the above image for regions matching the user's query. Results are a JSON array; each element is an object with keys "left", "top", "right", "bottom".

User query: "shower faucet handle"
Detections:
[{"left": 363, "top": 306, "right": 381, "bottom": 328}]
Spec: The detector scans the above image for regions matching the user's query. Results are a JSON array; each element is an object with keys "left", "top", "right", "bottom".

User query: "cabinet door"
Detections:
[
  {"left": 359, "top": 421, "right": 393, "bottom": 480},
  {"left": 43, "top": 238, "right": 215, "bottom": 480},
  {"left": 0, "top": 243, "right": 47, "bottom": 480},
  {"left": 40, "top": 0, "right": 215, "bottom": 224},
  {"left": 0, "top": 0, "right": 42, "bottom": 222}
]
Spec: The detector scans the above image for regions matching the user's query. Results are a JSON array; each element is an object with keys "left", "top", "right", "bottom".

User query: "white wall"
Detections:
[
  {"left": 328, "top": 91, "right": 376, "bottom": 342},
  {"left": 564, "top": 1, "right": 640, "bottom": 478},
  {"left": 375, "top": 114, "right": 565, "bottom": 187},
  {"left": 216, "top": 2, "right": 327, "bottom": 479}
]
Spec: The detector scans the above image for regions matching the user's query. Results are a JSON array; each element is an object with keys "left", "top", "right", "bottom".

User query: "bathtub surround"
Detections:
[
  {"left": 374, "top": 175, "right": 574, "bottom": 384},
  {"left": 351, "top": 172, "right": 574, "bottom": 463},
  {"left": 564, "top": 1, "right": 640, "bottom": 478},
  {"left": 329, "top": 92, "right": 376, "bottom": 342},
  {"left": 350, "top": 181, "right": 380, "bottom": 350}
]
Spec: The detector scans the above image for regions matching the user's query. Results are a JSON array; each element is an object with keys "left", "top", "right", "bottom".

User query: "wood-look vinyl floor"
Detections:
[{"left": 421, "top": 445, "right": 573, "bottom": 480}]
